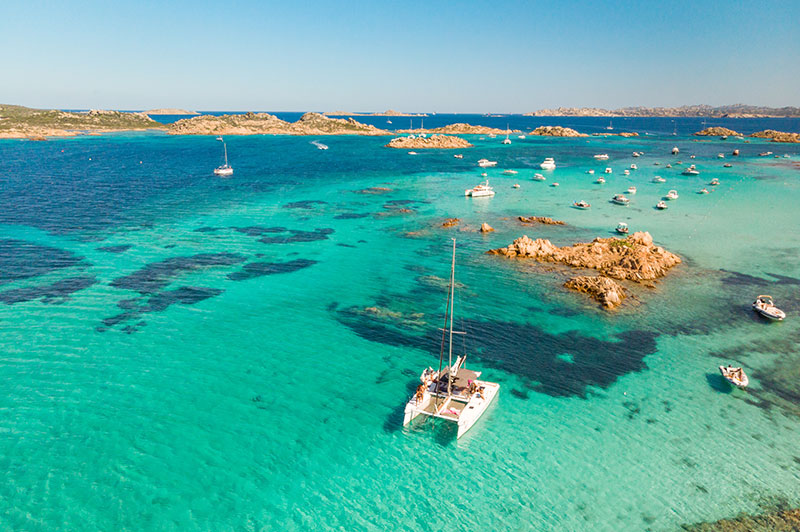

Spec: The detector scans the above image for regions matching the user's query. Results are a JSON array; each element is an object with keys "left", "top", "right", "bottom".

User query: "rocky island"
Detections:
[
  {"left": 487, "top": 231, "right": 681, "bottom": 309},
  {"left": 0, "top": 104, "right": 163, "bottom": 139},
  {"left": 694, "top": 126, "right": 741, "bottom": 136},
  {"left": 525, "top": 104, "right": 800, "bottom": 118},
  {"left": 385, "top": 134, "right": 472, "bottom": 149},
  {"left": 530, "top": 125, "right": 586, "bottom": 137},
  {"left": 404, "top": 123, "right": 516, "bottom": 135},
  {"left": 750, "top": 129, "right": 800, "bottom": 143},
  {"left": 168, "top": 112, "right": 390, "bottom": 136}
]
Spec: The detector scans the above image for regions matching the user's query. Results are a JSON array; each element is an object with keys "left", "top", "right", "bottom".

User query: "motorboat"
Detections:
[
  {"left": 587, "top": 169, "right": 595, "bottom": 174},
  {"left": 533, "top": 173, "right": 546, "bottom": 181},
  {"left": 627, "top": 186, "right": 637, "bottom": 194},
  {"left": 311, "top": 140, "right": 329, "bottom": 150},
  {"left": 502, "top": 169, "right": 519, "bottom": 175},
  {"left": 732, "top": 149, "right": 740, "bottom": 156},
  {"left": 481, "top": 172, "right": 488, "bottom": 177},
  {"left": 213, "top": 137, "right": 234, "bottom": 176},
  {"left": 710, "top": 178, "right": 720, "bottom": 185},
  {"left": 573, "top": 200, "right": 590, "bottom": 209},
  {"left": 752, "top": 295, "right": 786, "bottom": 321},
  {"left": 666, "top": 164, "right": 672, "bottom": 168},
  {"left": 759, "top": 151, "right": 773, "bottom": 156},
  {"left": 596, "top": 177, "right": 606, "bottom": 184},
  {"left": 718, "top": 153, "right": 725, "bottom": 159},
  {"left": 652, "top": 176, "right": 666, "bottom": 183},
  {"left": 465, "top": 180, "right": 495, "bottom": 197},
  {"left": 518, "top": 135, "right": 526, "bottom": 139},
  {"left": 540, "top": 158, "right": 556, "bottom": 170},
  {"left": 623, "top": 169, "right": 630, "bottom": 176},
  {"left": 682, "top": 167, "right": 699, "bottom": 176},
  {"left": 605, "top": 167, "right": 613, "bottom": 174},
  {"left": 616, "top": 222, "right": 629, "bottom": 234},
  {"left": 719, "top": 365, "right": 749, "bottom": 388},
  {"left": 723, "top": 163, "right": 732, "bottom": 168},
  {"left": 477, "top": 159, "right": 498, "bottom": 167},
  {"left": 632, "top": 152, "right": 641, "bottom": 157},
  {"left": 690, "top": 155, "right": 696, "bottom": 159},
  {"left": 630, "top": 164, "right": 638, "bottom": 170},
  {"left": 454, "top": 154, "right": 464, "bottom": 159},
  {"left": 672, "top": 146, "right": 679, "bottom": 154},
  {"left": 665, "top": 190, "right": 679, "bottom": 200},
  {"left": 512, "top": 183, "right": 520, "bottom": 188},
  {"left": 551, "top": 182, "right": 560, "bottom": 187},
  {"left": 611, "top": 194, "right": 630, "bottom": 205},
  {"left": 656, "top": 201, "right": 667, "bottom": 210},
  {"left": 408, "top": 151, "right": 418, "bottom": 155},
  {"left": 403, "top": 239, "right": 500, "bottom": 438},
  {"left": 698, "top": 188, "right": 709, "bottom": 194},
  {"left": 594, "top": 154, "right": 610, "bottom": 160}
]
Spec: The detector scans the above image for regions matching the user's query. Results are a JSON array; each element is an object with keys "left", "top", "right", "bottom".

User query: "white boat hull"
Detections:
[
  {"left": 403, "top": 381, "right": 500, "bottom": 438},
  {"left": 214, "top": 166, "right": 233, "bottom": 176}
]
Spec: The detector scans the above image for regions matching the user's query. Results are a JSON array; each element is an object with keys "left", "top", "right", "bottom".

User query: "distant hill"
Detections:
[
  {"left": 0, "top": 104, "right": 164, "bottom": 138},
  {"left": 525, "top": 104, "right": 800, "bottom": 118},
  {"left": 145, "top": 108, "right": 199, "bottom": 115}
]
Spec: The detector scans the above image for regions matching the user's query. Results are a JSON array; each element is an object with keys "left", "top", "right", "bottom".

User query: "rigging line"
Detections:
[{"left": 435, "top": 239, "right": 454, "bottom": 408}]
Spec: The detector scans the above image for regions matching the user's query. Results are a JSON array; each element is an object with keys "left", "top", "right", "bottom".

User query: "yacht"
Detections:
[
  {"left": 403, "top": 240, "right": 500, "bottom": 438},
  {"left": 623, "top": 169, "right": 630, "bottom": 176},
  {"left": 616, "top": 222, "right": 629, "bottom": 234},
  {"left": 710, "top": 178, "right": 720, "bottom": 186},
  {"left": 682, "top": 167, "right": 699, "bottom": 176},
  {"left": 594, "top": 154, "right": 610, "bottom": 160},
  {"left": 630, "top": 164, "right": 638, "bottom": 170},
  {"left": 752, "top": 295, "right": 786, "bottom": 321},
  {"left": 611, "top": 194, "right": 630, "bottom": 205},
  {"left": 533, "top": 173, "right": 546, "bottom": 181},
  {"left": 477, "top": 159, "right": 498, "bottom": 168},
  {"left": 719, "top": 366, "right": 749, "bottom": 388},
  {"left": 672, "top": 146, "right": 679, "bottom": 155},
  {"left": 539, "top": 158, "right": 556, "bottom": 170},
  {"left": 502, "top": 169, "right": 519, "bottom": 175},
  {"left": 596, "top": 176, "right": 606, "bottom": 184},
  {"left": 454, "top": 154, "right": 464, "bottom": 159},
  {"left": 652, "top": 176, "right": 666, "bottom": 183},
  {"left": 656, "top": 201, "right": 668, "bottom": 210},
  {"left": 465, "top": 180, "right": 495, "bottom": 197},
  {"left": 213, "top": 137, "right": 234, "bottom": 176},
  {"left": 627, "top": 186, "right": 637, "bottom": 195},
  {"left": 723, "top": 163, "right": 732, "bottom": 168},
  {"left": 573, "top": 200, "right": 591, "bottom": 209},
  {"left": 718, "top": 153, "right": 725, "bottom": 159},
  {"left": 587, "top": 169, "right": 595, "bottom": 174},
  {"left": 665, "top": 190, "right": 679, "bottom": 200},
  {"left": 502, "top": 127, "right": 511, "bottom": 144},
  {"left": 605, "top": 167, "right": 613, "bottom": 174},
  {"left": 698, "top": 188, "right": 709, "bottom": 194}
]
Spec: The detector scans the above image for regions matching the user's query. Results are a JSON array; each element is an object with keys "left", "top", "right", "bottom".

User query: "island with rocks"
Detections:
[
  {"left": 399, "top": 123, "right": 517, "bottom": 135},
  {"left": 385, "top": 134, "right": 472, "bottom": 149},
  {"left": 0, "top": 104, "right": 164, "bottom": 139},
  {"left": 750, "top": 129, "right": 800, "bottom": 143},
  {"left": 694, "top": 126, "right": 741, "bottom": 136},
  {"left": 144, "top": 108, "right": 199, "bottom": 115},
  {"left": 525, "top": 104, "right": 800, "bottom": 118},
  {"left": 168, "top": 112, "right": 389, "bottom": 136},
  {"left": 530, "top": 125, "right": 587, "bottom": 137},
  {"left": 487, "top": 231, "right": 681, "bottom": 309}
]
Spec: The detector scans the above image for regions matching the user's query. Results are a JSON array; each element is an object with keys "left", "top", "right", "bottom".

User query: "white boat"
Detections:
[
  {"left": 605, "top": 167, "right": 613, "bottom": 174},
  {"left": 573, "top": 200, "right": 590, "bottom": 209},
  {"left": 606, "top": 120, "right": 613, "bottom": 131},
  {"left": 517, "top": 135, "right": 526, "bottom": 139},
  {"left": 594, "top": 154, "right": 610, "bottom": 160},
  {"left": 533, "top": 173, "right": 546, "bottom": 181},
  {"left": 611, "top": 194, "right": 630, "bottom": 205},
  {"left": 403, "top": 240, "right": 499, "bottom": 438},
  {"left": 672, "top": 146, "right": 679, "bottom": 155},
  {"left": 630, "top": 164, "right": 638, "bottom": 170},
  {"left": 632, "top": 152, "right": 641, "bottom": 157},
  {"left": 408, "top": 151, "right": 418, "bottom": 155},
  {"left": 710, "top": 178, "right": 720, "bottom": 185},
  {"left": 502, "top": 127, "right": 511, "bottom": 144},
  {"left": 512, "top": 183, "right": 520, "bottom": 188},
  {"left": 587, "top": 169, "right": 595, "bottom": 174},
  {"left": 454, "top": 154, "right": 464, "bottom": 159},
  {"left": 719, "top": 365, "right": 749, "bottom": 388},
  {"left": 616, "top": 222, "right": 629, "bottom": 234},
  {"left": 477, "top": 159, "right": 498, "bottom": 167},
  {"left": 752, "top": 295, "right": 786, "bottom": 321},
  {"left": 502, "top": 169, "right": 518, "bottom": 175},
  {"left": 666, "top": 164, "right": 672, "bottom": 168},
  {"left": 652, "top": 176, "right": 666, "bottom": 183},
  {"left": 723, "top": 163, "right": 732, "bottom": 168},
  {"left": 596, "top": 177, "right": 606, "bottom": 184},
  {"left": 311, "top": 140, "right": 329, "bottom": 150},
  {"left": 665, "top": 190, "right": 679, "bottom": 200},
  {"left": 551, "top": 182, "right": 560, "bottom": 187},
  {"left": 465, "top": 180, "right": 495, "bottom": 197},
  {"left": 718, "top": 153, "right": 725, "bottom": 159},
  {"left": 539, "top": 158, "right": 556, "bottom": 170},
  {"left": 682, "top": 168, "right": 699, "bottom": 176},
  {"left": 213, "top": 137, "right": 234, "bottom": 176},
  {"left": 623, "top": 169, "right": 630, "bottom": 176},
  {"left": 698, "top": 188, "right": 709, "bottom": 194},
  {"left": 627, "top": 186, "right": 637, "bottom": 194},
  {"left": 656, "top": 201, "right": 667, "bottom": 210}
]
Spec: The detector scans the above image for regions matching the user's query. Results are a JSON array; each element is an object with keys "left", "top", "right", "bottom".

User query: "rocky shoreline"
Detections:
[
  {"left": 694, "top": 126, "right": 741, "bottom": 136},
  {"left": 531, "top": 126, "right": 586, "bottom": 137},
  {"left": 487, "top": 231, "right": 680, "bottom": 309},
  {"left": 750, "top": 129, "right": 800, "bottom": 143},
  {"left": 385, "top": 134, "right": 472, "bottom": 149},
  {"left": 168, "top": 112, "right": 389, "bottom": 136},
  {"left": 0, "top": 105, "right": 163, "bottom": 139},
  {"left": 145, "top": 108, "right": 198, "bottom": 115},
  {"left": 524, "top": 104, "right": 800, "bottom": 118}
]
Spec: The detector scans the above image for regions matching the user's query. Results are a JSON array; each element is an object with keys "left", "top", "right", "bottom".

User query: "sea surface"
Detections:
[{"left": 1, "top": 118, "right": 799, "bottom": 531}]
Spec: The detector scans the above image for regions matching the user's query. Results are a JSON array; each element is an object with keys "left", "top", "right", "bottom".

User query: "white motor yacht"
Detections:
[
  {"left": 665, "top": 190, "right": 679, "bottom": 200},
  {"left": 573, "top": 200, "right": 590, "bottom": 209},
  {"left": 477, "top": 159, "right": 498, "bottom": 168},
  {"left": 539, "top": 158, "right": 556, "bottom": 170},
  {"left": 533, "top": 173, "right": 546, "bottom": 181},
  {"left": 605, "top": 167, "right": 613, "bottom": 174},
  {"left": 403, "top": 240, "right": 499, "bottom": 438},
  {"left": 611, "top": 194, "right": 630, "bottom": 205},
  {"left": 594, "top": 154, "right": 610, "bottom": 160},
  {"left": 652, "top": 176, "right": 666, "bottom": 183},
  {"left": 465, "top": 180, "right": 495, "bottom": 197}
]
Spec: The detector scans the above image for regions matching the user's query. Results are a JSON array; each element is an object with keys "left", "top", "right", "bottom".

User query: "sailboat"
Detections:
[
  {"left": 606, "top": 120, "right": 613, "bottom": 131},
  {"left": 502, "top": 124, "right": 511, "bottom": 144},
  {"left": 213, "top": 137, "right": 233, "bottom": 176},
  {"left": 403, "top": 239, "right": 500, "bottom": 438}
]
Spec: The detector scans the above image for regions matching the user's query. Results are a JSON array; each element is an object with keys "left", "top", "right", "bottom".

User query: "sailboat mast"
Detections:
[
  {"left": 223, "top": 142, "right": 228, "bottom": 166},
  {"left": 447, "top": 238, "right": 456, "bottom": 397}
]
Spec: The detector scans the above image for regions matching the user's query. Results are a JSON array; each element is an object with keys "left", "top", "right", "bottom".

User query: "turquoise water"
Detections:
[{"left": 1, "top": 129, "right": 799, "bottom": 530}]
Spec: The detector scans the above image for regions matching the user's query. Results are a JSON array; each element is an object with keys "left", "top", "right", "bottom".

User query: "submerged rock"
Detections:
[
  {"left": 441, "top": 218, "right": 460, "bottom": 228},
  {"left": 564, "top": 275, "right": 626, "bottom": 309},
  {"left": 682, "top": 507, "right": 800, "bottom": 531}
]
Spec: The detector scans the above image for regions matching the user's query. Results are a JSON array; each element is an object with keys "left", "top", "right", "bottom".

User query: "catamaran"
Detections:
[
  {"left": 403, "top": 240, "right": 499, "bottom": 438},
  {"left": 213, "top": 137, "right": 233, "bottom": 176}
]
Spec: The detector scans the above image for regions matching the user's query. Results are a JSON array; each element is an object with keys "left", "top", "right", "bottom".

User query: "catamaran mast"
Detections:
[{"left": 447, "top": 238, "right": 456, "bottom": 397}]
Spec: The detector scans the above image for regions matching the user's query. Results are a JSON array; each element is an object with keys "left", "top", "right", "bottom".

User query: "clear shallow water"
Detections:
[{"left": 1, "top": 127, "right": 799, "bottom": 530}]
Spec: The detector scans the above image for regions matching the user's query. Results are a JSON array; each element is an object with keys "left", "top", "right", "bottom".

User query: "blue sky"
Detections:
[{"left": 2, "top": 0, "right": 799, "bottom": 112}]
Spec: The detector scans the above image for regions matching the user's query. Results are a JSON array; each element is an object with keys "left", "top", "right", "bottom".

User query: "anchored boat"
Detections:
[
  {"left": 403, "top": 240, "right": 499, "bottom": 438},
  {"left": 752, "top": 295, "right": 786, "bottom": 321},
  {"left": 719, "top": 365, "right": 749, "bottom": 388},
  {"left": 213, "top": 137, "right": 234, "bottom": 176}
]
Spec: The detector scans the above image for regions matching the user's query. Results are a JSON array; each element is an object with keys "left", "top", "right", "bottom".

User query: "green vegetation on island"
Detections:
[{"left": 0, "top": 104, "right": 163, "bottom": 138}]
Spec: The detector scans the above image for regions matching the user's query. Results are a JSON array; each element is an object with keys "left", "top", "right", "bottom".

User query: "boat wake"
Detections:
[{"left": 310, "top": 140, "right": 329, "bottom": 150}]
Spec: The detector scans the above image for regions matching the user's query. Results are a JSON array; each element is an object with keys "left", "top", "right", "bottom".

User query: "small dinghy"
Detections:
[
  {"left": 573, "top": 200, "right": 590, "bottom": 209},
  {"left": 652, "top": 176, "right": 666, "bottom": 183},
  {"left": 719, "top": 365, "right": 749, "bottom": 388},
  {"left": 550, "top": 182, "right": 560, "bottom": 187},
  {"left": 723, "top": 163, "right": 732, "bottom": 168},
  {"left": 596, "top": 176, "right": 606, "bottom": 184},
  {"left": 533, "top": 173, "right": 546, "bottom": 181},
  {"left": 454, "top": 154, "right": 464, "bottom": 159},
  {"left": 698, "top": 188, "right": 709, "bottom": 194},
  {"left": 623, "top": 169, "right": 630, "bottom": 176},
  {"left": 587, "top": 169, "right": 595, "bottom": 174},
  {"left": 630, "top": 164, "right": 638, "bottom": 170},
  {"left": 666, "top": 163, "right": 672, "bottom": 168},
  {"left": 665, "top": 190, "right": 679, "bottom": 200},
  {"left": 503, "top": 169, "right": 518, "bottom": 175},
  {"left": 752, "top": 295, "right": 786, "bottom": 321},
  {"left": 616, "top": 222, "right": 629, "bottom": 234},
  {"left": 710, "top": 178, "right": 720, "bottom": 185},
  {"left": 656, "top": 201, "right": 668, "bottom": 210},
  {"left": 627, "top": 186, "right": 637, "bottom": 195}
]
